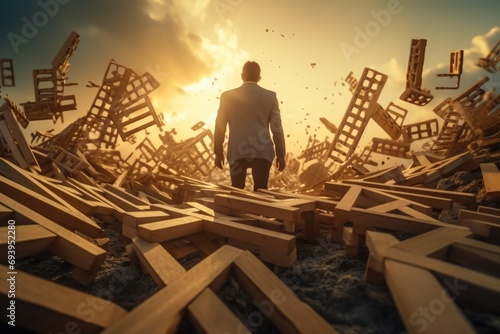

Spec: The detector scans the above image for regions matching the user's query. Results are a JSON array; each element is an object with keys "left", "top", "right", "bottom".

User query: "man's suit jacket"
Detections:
[{"left": 214, "top": 82, "right": 286, "bottom": 164}]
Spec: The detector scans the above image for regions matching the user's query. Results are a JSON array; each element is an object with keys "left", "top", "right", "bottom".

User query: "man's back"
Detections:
[
  {"left": 215, "top": 82, "right": 284, "bottom": 164},
  {"left": 213, "top": 61, "right": 286, "bottom": 190}
]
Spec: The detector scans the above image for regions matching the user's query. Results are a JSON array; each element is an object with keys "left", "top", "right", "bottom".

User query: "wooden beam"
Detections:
[
  {"left": 214, "top": 194, "right": 301, "bottom": 223},
  {"left": 137, "top": 216, "right": 204, "bottom": 243},
  {"left": 102, "top": 245, "right": 244, "bottom": 334},
  {"left": 341, "top": 179, "right": 477, "bottom": 207},
  {"left": 384, "top": 260, "right": 475, "bottom": 334},
  {"left": 370, "top": 233, "right": 500, "bottom": 311},
  {"left": 0, "top": 264, "right": 127, "bottom": 334},
  {"left": 0, "top": 175, "right": 103, "bottom": 238},
  {"left": 0, "top": 193, "right": 106, "bottom": 285},
  {"left": 188, "top": 288, "right": 251, "bottom": 334},
  {"left": 132, "top": 237, "right": 186, "bottom": 287},
  {"left": 122, "top": 210, "right": 170, "bottom": 228},
  {"left": 349, "top": 207, "right": 466, "bottom": 235},
  {"left": 232, "top": 251, "right": 338, "bottom": 334},
  {"left": 393, "top": 227, "right": 472, "bottom": 257},
  {"left": 0, "top": 224, "right": 56, "bottom": 259},
  {"left": 152, "top": 204, "right": 296, "bottom": 254}
]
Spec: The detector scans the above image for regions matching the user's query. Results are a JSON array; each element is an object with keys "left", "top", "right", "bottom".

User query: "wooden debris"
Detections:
[
  {"left": 0, "top": 58, "right": 15, "bottom": 87},
  {"left": 435, "top": 49, "right": 464, "bottom": 89},
  {"left": 0, "top": 264, "right": 127, "bottom": 334},
  {"left": 400, "top": 39, "right": 433, "bottom": 106}
]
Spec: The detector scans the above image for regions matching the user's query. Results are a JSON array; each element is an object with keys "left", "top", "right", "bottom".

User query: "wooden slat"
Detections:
[
  {"left": 0, "top": 175, "right": 103, "bottom": 238},
  {"left": 0, "top": 224, "right": 56, "bottom": 259},
  {"left": 349, "top": 207, "right": 466, "bottom": 235},
  {"left": 0, "top": 264, "right": 127, "bottom": 333},
  {"left": 122, "top": 210, "right": 170, "bottom": 228},
  {"left": 480, "top": 163, "right": 500, "bottom": 201},
  {"left": 384, "top": 260, "right": 475, "bottom": 334},
  {"left": 393, "top": 227, "right": 472, "bottom": 256},
  {"left": 232, "top": 251, "right": 338, "bottom": 334},
  {"left": 132, "top": 237, "right": 186, "bottom": 287},
  {"left": 188, "top": 288, "right": 251, "bottom": 334},
  {"left": 214, "top": 194, "right": 301, "bottom": 223},
  {"left": 137, "top": 216, "right": 204, "bottom": 243},
  {"left": 152, "top": 204, "right": 296, "bottom": 254},
  {"left": 0, "top": 193, "right": 106, "bottom": 285},
  {"left": 341, "top": 179, "right": 477, "bottom": 207},
  {"left": 368, "top": 232, "right": 500, "bottom": 311},
  {"left": 449, "top": 242, "right": 500, "bottom": 277},
  {"left": 102, "top": 245, "right": 244, "bottom": 334}
]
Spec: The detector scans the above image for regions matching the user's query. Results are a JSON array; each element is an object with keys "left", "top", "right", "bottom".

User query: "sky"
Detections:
[{"left": 0, "top": 0, "right": 499, "bottom": 161}]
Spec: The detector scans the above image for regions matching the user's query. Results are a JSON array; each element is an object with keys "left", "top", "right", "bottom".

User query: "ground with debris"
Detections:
[{"left": 12, "top": 170, "right": 500, "bottom": 334}]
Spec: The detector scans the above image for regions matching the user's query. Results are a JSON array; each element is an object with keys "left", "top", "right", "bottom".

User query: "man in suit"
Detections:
[{"left": 214, "top": 61, "right": 286, "bottom": 191}]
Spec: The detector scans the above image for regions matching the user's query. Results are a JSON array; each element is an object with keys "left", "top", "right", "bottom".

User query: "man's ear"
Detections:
[{"left": 257, "top": 76, "right": 261, "bottom": 83}]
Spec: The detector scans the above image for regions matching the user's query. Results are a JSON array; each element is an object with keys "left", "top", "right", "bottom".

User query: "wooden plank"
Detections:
[
  {"left": 350, "top": 207, "right": 466, "bottom": 235},
  {"left": 137, "top": 216, "right": 204, "bottom": 243},
  {"left": 327, "top": 183, "right": 433, "bottom": 215},
  {"left": 0, "top": 193, "right": 106, "bottom": 285},
  {"left": 102, "top": 187, "right": 150, "bottom": 212},
  {"left": 2, "top": 105, "right": 38, "bottom": 167},
  {"left": 0, "top": 264, "right": 127, "bottom": 333},
  {"left": 393, "top": 227, "right": 473, "bottom": 257},
  {"left": 214, "top": 194, "right": 301, "bottom": 223},
  {"left": 102, "top": 245, "right": 244, "bottom": 334},
  {"left": 0, "top": 224, "right": 56, "bottom": 259},
  {"left": 33, "top": 173, "right": 115, "bottom": 216},
  {"left": 152, "top": 204, "right": 296, "bottom": 254},
  {"left": 449, "top": 242, "right": 500, "bottom": 278},
  {"left": 373, "top": 236, "right": 500, "bottom": 311},
  {"left": 132, "top": 237, "right": 186, "bottom": 287},
  {"left": 232, "top": 251, "right": 338, "bottom": 334},
  {"left": 0, "top": 120, "right": 28, "bottom": 169},
  {"left": 188, "top": 288, "right": 251, "bottom": 334},
  {"left": 458, "top": 218, "right": 500, "bottom": 243},
  {"left": 459, "top": 209, "right": 500, "bottom": 225},
  {"left": 0, "top": 202, "right": 13, "bottom": 222},
  {"left": 104, "top": 184, "right": 150, "bottom": 207},
  {"left": 334, "top": 186, "right": 362, "bottom": 224},
  {"left": 341, "top": 179, "right": 477, "bottom": 207},
  {"left": 0, "top": 175, "right": 103, "bottom": 238},
  {"left": 122, "top": 210, "right": 170, "bottom": 228},
  {"left": 185, "top": 232, "right": 221, "bottom": 257},
  {"left": 384, "top": 260, "right": 475, "bottom": 334},
  {"left": 478, "top": 206, "right": 500, "bottom": 216}
]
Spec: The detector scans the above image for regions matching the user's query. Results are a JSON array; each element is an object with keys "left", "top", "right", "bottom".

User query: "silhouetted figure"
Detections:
[{"left": 214, "top": 61, "right": 286, "bottom": 191}]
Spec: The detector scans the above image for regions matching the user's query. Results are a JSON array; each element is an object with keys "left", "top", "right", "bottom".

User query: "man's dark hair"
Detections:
[{"left": 242, "top": 61, "right": 261, "bottom": 82}]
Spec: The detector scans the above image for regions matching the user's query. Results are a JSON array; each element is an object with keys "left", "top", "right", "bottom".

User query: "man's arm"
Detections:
[{"left": 269, "top": 95, "right": 286, "bottom": 171}]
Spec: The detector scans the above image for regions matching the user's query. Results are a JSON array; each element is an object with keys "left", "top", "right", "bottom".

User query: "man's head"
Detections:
[{"left": 241, "top": 61, "right": 261, "bottom": 82}]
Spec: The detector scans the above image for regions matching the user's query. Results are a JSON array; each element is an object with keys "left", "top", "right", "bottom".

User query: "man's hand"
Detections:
[
  {"left": 276, "top": 156, "right": 286, "bottom": 172},
  {"left": 215, "top": 154, "right": 225, "bottom": 169}
]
